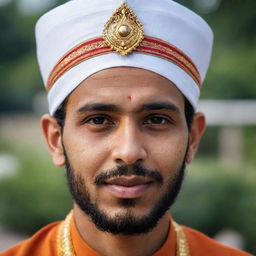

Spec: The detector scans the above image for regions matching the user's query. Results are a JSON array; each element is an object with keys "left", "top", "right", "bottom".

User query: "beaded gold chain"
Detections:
[{"left": 57, "top": 212, "right": 190, "bottom": 256}]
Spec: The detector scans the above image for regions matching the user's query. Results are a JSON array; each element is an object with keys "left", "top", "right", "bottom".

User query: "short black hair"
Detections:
[
  {"left": 184, "top": 97, "right": 195, "bottom": 130},
  {"left": 54, "top": 97, "right": 194, "bottom": 131},
  {"left": 54, "top": 98, "right": 68, "bottom": 131}
]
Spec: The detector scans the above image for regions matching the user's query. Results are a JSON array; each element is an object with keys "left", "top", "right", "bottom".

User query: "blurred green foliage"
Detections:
[
  {"left": 0, "top": 138, "right": 72, "bottom": 234},
  {"left": 173, "top": 159, "right": 256, "bottom": 254}
]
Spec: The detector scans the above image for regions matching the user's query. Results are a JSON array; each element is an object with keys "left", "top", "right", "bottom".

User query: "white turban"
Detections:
[{"left": 35, "top": 0, "right": 214, "bottom": 115}]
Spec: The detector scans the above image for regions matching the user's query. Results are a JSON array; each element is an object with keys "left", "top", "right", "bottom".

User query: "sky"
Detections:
[
  {"left": 17, "top": 0, "right": 55, "bottom": 14},
  {"left": 0, "top": 0, "right": 56, "bottom": 13},
  {"left": 0, "top": 0, "right": 11, "bottom": 5}
]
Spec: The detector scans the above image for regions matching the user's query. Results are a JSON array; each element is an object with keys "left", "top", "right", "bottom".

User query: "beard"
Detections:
[{"left": 64, "top": 151, "right": 187, "bottom": 235}]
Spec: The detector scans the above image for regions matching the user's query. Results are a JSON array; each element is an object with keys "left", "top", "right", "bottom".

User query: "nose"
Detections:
[{"left": 111, "top": 120, "right": 147, "bottom": 166}]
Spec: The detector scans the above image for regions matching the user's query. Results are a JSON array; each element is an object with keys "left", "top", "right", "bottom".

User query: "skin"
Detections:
[{"left": 41, "top": 67, "right": 205, "bottom": 256}]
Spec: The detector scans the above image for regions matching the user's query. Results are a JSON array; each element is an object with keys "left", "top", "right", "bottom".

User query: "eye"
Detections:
[
  {"left": 83, "top": 115, "right": 113, "bottom": 125},
  {"left": 143, "top": 115, "right": 172, "bottom": 125}
]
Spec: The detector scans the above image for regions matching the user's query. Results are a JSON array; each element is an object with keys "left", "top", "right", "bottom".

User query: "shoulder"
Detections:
[
  {"left": 0, "top": 221, "right": 61, "bottom": 256},
  {"left": 183, "top": 225, "right": 253, "bottom": 256}
]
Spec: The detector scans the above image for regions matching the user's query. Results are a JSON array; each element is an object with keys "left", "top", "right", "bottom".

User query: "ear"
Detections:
[
  {"left": 41, "top": 114, "right": 65, "bottom": 167},
  {"left": 186, "top": 112, "right": 206, "bottom": 164}
]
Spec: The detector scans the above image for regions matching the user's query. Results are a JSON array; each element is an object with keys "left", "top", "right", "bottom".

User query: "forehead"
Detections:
[{"left": 67, "top": 67, "right": 185, "bottom": 111}]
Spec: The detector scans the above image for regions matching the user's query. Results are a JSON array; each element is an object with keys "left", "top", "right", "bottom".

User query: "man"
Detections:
[{"left": 1, "top": 0, "right": 253, "bottom": 255}]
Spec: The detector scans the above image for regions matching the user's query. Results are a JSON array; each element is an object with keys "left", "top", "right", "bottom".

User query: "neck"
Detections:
[{"left": 73, "top": 205, "right": 171, "bottom": 256}]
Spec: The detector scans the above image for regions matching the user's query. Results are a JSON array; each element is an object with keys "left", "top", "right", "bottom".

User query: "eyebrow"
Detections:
[
  {"left": 138, "top": 102, "right": 180, "bottom": 114},
  {"left": 77, "top": 101, "right": 180, "bottom": 114},
  {"left": 78, "top": 103, "right": 120, "bottom": 113}
]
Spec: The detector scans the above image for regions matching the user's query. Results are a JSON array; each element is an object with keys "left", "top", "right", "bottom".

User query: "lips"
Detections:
[
  {"left": 105, "top": 176, "right": 153, "bottom": 187},
  {"left": 103, "top": 176, "right": 153, "bottom": 199}
]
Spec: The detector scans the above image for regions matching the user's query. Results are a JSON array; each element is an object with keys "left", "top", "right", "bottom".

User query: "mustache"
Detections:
[{"left": 94, "top": 164, "right": 163, "bottom": 185}]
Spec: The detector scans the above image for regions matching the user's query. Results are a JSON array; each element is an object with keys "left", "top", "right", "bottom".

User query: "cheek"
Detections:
[
  {"left": 63, "top": 130, "right": 111, "bottom": 179},
  {"left": 148, "top": 133, "right": 188, "bottom": 174}
]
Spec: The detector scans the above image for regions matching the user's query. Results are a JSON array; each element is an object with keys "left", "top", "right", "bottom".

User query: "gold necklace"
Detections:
[
  {"left": 57, "top": 212, "right": 190, "bottom": 256},
  {"left": 173, "top": 221, "right": 190, "bottom": 256}
]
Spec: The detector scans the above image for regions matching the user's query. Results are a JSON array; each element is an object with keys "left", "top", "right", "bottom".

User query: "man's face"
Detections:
[{"left": 61, "top": 67, "right": 190, "bottom": 234}]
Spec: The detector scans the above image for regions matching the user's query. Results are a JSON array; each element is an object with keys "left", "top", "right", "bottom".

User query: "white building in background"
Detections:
[
  {"left": 198, "top": 100, "right": 256, "bottom": 166},
  {"left": 0, "top": 154, "right": 20, "bottom": 179}
]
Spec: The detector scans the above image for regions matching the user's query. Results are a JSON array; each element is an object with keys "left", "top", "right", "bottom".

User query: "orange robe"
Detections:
[{"left": 0, "top": 216, "right": 253, "bottom": 256}]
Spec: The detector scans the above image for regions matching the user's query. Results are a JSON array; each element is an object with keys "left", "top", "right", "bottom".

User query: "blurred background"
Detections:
[{"left": 0, "top": 0, "right": 255, "bottom": 254}]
